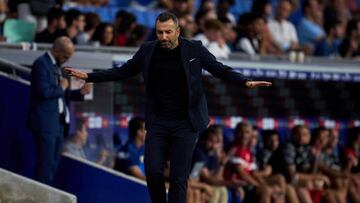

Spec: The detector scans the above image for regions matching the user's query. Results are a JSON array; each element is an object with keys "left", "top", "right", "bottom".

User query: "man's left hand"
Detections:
[{"left": 245, "top": 81, "right": 272, "bottom": 88}]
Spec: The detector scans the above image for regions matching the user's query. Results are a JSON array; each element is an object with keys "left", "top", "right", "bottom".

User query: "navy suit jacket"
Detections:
[
  {"left": 28, "top": 53, "right": 83, "bottom": 134},
  {"left": 86, "top": 38, "right": 249, "bottom": 132}
]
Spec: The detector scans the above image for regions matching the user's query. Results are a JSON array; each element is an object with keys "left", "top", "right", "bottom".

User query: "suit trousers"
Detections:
[
  {"left": 32, "top": 127, "right": 64, "bottom": 185},
  {"left": 144, "top": 118, "right": 199, "bottom": 203}
]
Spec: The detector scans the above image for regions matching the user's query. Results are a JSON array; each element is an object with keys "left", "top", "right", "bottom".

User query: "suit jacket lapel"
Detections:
[
  {"left": 143, "top": 41, "right": 156, "bottom": 86},
  {"left": 179, "top": 38, "right": 191, "bottom": 89}
]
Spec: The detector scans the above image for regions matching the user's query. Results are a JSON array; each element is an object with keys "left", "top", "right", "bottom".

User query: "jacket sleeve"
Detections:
[
  {"left": 86, "top": 45, "right": 143, "bottom": 83},
  {"left": 68, "top": 89, "right": 84, "bottom": 101},
  {"left": 31, "top": 59, "right": 64, "bottom": 99},
  {"left": 198, "top": 43, "right": 249, "bottom": 87}
]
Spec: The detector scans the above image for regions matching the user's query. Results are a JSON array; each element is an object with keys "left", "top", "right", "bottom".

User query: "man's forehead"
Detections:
[{"left": 156, "top": 20, "right": 177, "bottom": 29}]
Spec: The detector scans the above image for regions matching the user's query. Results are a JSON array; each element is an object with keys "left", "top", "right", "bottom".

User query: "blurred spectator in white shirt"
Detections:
[
  {"left": 267, "top": 0, "right": 299, "bottom": 52},
  {"left": 193, "top": 19, "right": 230, "bottom": 59}
]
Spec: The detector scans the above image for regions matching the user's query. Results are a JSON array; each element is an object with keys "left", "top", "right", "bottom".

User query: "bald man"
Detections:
[{"left": 28, "top": 37, "right": 90, "bottom": 184}]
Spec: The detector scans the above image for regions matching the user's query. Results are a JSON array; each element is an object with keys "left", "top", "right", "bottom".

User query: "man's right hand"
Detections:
[
  {"left": 60, "top": 78, "right": 69, "bottom": 90},
  {"left": 64, "top": 67, "right": 88, "bottom": 80}
]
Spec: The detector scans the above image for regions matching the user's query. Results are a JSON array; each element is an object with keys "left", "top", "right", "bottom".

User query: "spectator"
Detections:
[
  {"left": 76, "top": 12, "right": 100, "bottom": 45},
  {"left": 259, "top": 130, "right": 300, "bottom": 203},
  {"left": 126, "top": 24, "right": 149, "bottom": 47},
  {"left": 63, "top": 119, "right": 108, "bottom": 165},
  {"left": 171, "top": 0, "right": 192, "bottom": 17},
  {"left": 217, "top": 0, "right": 236, "bottom": 25},
  {"left": 54, "top": 9, "right": 85, "bottom": 44},
  {"left": 224, "top": 122, "right": 274, "bottom": 203},
  {"left": 236, "top": 13, "right": 274, "bottom": 55},
  {"left": 314, "top": 19, "right": 344, "bottom": 56},
  {"left": 323, "top": 0, "right": 350, "bottom": 25},
  {"left": 0, "top": 0, "right": 8, "bottom": 41},
  {"left": 219, "top": 17, "right": 237, "bottom": 51},
  {"left": 195, "top": 8, "right": 217, "bottom": 33},
  {"left": 178, "top": 13, "right": 198, "bottom": 39},
  {"left": 317, "top": 128, "right": 348, "bottom": 203},
  {"left": 199, "top": 0, "right": 216, "bottom": 12},
  {"left": 193, "top": 19, "right": 231, "bottom": 59},
  {"left": 114, "top": 117, "right": 146, "bottom": 180},
  {"left": 16, "top": 0, "right": 53, "bottom": 32},
  {"left": 91, "top": 22, "right": 114, "bottom": 46},
  {"left": 249, "top": 129, "right": 287, "bottom": 203},
  {"left": 28, "top": 37, "right": 90, "bottom": 184},
  {"left": 35, "top": 7, "right": 65, "bottom": 43},
  {"left": 192, "top": 125, "right": 243, "bottom": 203},
  {"left": 114, "top": 10, "right": 136, "bottom": 46},
  {"left": 296, "top": 0, "right": 325, "bottom": 52},
  {"left": 338, "top": 19, "right": 360, "bottom": 58},
  {"left": 251, "top": 0, "right": 273, "bottom": 21},
  {"left": 344, "top": 127, "right": 360, "bottom": 203},
  {"left": 283, "top": 125, "right": 327, "bottom": 203},
  {"left": 267, "top": 0, "right": 299, "bottom": 52}
]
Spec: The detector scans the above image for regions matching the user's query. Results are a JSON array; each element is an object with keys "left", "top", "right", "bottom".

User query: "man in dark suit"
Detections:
[
  {"left": 28, "top": 36, "right": 90, "bottom": 185},
  {"left": 65, "top": 12, "right": 271, "bottom": 203}
]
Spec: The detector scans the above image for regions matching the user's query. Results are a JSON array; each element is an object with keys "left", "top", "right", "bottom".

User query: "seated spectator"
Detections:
[
  {"left": 76, "top": 12, "right": 100, "bottom": 45},
  {"left": 259, "top": 130, "right": 300, "bottom": 203},
  {"left": 344, "top": 127, "right": 360, "bottom": 203},
  {"left": 114, "top": 117, "right": 146, "bottom": 180},
  {"left": 236, "top": 13, "right": 273, "bottom": 55},
  {"left": 192, "top": 125, "right": 243, "bottom": 203},
  {"left": 63, "top": 120, "right": 108, "bottom": 165},
  {"left": 317, "top": 128, "right": 348, "bottom": 203},
  {"left": 195, "top": 8, "right": 217, "bottom": 34},
  {"left": 126, "top": 24, "right": 148, "bottom": 47},
  {"left": 54, "top": 9, "right": 85, "bottom": 44},
  {"left": 16, "top": 0, "right": 51, "bottom": 32},
  {"left": 310, "top": 127, "right": 345, "bottom": 203},
  {"left": 323, "top": 0, "right": 350, "bottom": 26},
  {"left": 219, "top": 17, "right": 237, "bottom": 51},
  {"left": 91, "top": 22, "right": 114, "bottom": 46},
  {"left": 224, "top": 122, "right": 276, "bottom": 203},
  {"left": 0, "top": 0, "right": 7, "bottom": 41},
  {"left": 296, "top": 0, "right": 325, "bottom": 53},
  {"left": 249, "top": 129, "right": 287, "bottom": 203},
  {"left": 217, "top": 0, "right": 236, "bottom": 25},
  {"left": 267, "top": 0, "right": 299, "bottom": 52},
  {"left": 178, "top": 13, "right": 198, "bottom": 39},
  {"left": 193, "top": 19, "right": 231, "bottom": 59},
  {"left": 283, "top": 125, "right": 329, "bottom": 203},
  {"left": 338, "top": 19, "right": 360, "bottom": 58},
  {"left": 171, "top": 0, "right": 193, "bottom": 17},
  {"left": 35, "top": 7, "right": 66, "bottom": 43},
  {"left": 314, "top": 19, "right": 344, "bottom": 56},
  {"left": 251, "top": 0, "right": 273, "bottom": 21},
  {"left": 114, "top": 10, "right": 136, "bottom": 46}
]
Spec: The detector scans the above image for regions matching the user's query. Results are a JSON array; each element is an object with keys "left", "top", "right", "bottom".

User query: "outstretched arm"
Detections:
[
  {"left": 64, "top": 46, "right": 144, "bottom": 82},
  {"left": 199, "top": 44, "right": 271, "bottom": 88}
]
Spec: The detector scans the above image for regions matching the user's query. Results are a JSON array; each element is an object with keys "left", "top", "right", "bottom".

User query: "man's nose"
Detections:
[{"left": 160, "top": 34, "right": 168, "bottom": 40}]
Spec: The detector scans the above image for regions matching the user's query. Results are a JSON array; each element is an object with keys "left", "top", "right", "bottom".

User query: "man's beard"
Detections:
[{"left": 159, "top": 40, "right": 173, "bottom": 49}]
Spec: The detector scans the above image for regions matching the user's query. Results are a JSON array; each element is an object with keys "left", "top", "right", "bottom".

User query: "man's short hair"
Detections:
[
  {"left": 156, "top": 12, "right": 179, "bottom": 28},
  {"left": 65, "top": 9, "right": 83, "bottom": 27},
  {"left": 128, "top": 117, "right": 145, "bottom": 141},
  {"left": 47, "top": 7, "right": 65, "bottom": 24},
  {"left": 204, "top": 19, "right": 223, "bottom": 31}
]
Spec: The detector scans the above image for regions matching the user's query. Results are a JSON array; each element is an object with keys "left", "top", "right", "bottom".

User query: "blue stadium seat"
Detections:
[
  {"left": 108, "top": 0, "right": 131, "bottom": 7},
  {"left": 96, "top": 7, "right": 112, "bottom": 23}
]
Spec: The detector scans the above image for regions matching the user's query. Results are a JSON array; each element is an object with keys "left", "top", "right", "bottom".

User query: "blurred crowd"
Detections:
[
  {"left": 0, "top": 0, "right": 360, "bottom": 59},
  {"left": 65, "top": 116, "right": 360, "bottom": 203}
]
